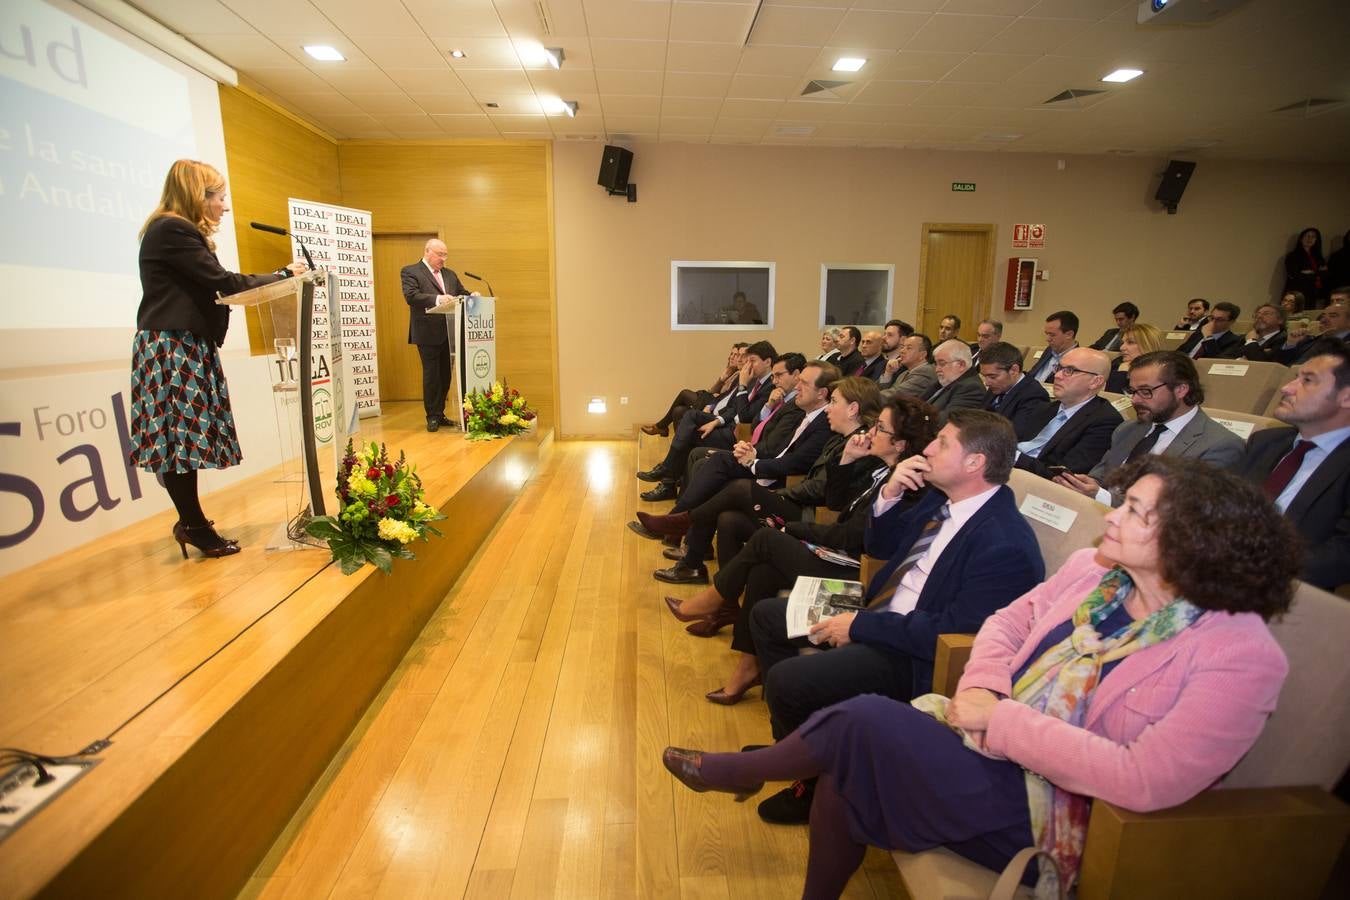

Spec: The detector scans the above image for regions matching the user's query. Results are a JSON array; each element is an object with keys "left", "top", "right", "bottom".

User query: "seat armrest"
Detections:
[{"left": 933, "top": 634, "right": 976, "bottom": 697}]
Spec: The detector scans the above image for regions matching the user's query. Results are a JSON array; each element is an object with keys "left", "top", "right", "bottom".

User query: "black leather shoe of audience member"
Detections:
[
  {"left": 662, "top": 546, "right": 685, "bottom": 561},
  {"left": 653, "top": 563, "right": 708, "bottom": 585},
  {"left": 426, "top": 417, "right": 440, "bottom": 432},
  {"left": 436, "top": 415, "right": 456, "bottom": 427},
  {"left": 627, "top": 520, "right": 662, "bottom": 540},
  {"left": 757, "top": 779, "right": 815, "bottom": 825},
  {"left": 640, "top": 482, "right": 678, "bottom": 502},
  {"left": 636, "top": 464, "right": 668, "bottom": 482}
]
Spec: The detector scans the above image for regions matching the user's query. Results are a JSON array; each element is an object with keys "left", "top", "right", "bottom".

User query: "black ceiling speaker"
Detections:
[
  {"left": 1156, "top": 159, "right": 1196, "bottom": 214},
  {"left": 598, "top": 145, "right": 636, "bottom": 202}
]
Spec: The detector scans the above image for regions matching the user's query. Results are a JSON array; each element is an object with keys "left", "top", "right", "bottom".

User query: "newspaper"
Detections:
[{"left": 785, "top": 576, "right": 866, "bottom": 641}]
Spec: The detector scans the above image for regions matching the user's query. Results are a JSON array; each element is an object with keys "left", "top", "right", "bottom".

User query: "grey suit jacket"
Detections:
[
  {"left": 886, "top": 363, "right": 937, "bottom": 399},
  {"left": 1088, "top": 407, "right": 1245, "bottom": 502}
]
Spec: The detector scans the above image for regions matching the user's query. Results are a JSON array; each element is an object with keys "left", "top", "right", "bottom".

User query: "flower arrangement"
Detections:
[
  {"left": 462, "top": 379, "right": 537, "bottom": 440},
  {"left": 305, "top": 439, "right": 445, "bottom": 574}
]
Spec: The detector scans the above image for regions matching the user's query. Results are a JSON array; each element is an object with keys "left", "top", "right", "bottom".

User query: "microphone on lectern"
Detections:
[
  {"left": 463, "top": 271, "right": 494, "bottom": 297},
  {"left": 250, "top": 221, "right": 315, "bottom": 271}
]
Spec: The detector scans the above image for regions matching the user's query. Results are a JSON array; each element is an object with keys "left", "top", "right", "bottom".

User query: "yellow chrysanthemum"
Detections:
[
  {"left": 378, "top": 517, "right": 418, "bottom": 544},
  {"left": 347, "top": 471, "right": 376, "bottom": 497}
]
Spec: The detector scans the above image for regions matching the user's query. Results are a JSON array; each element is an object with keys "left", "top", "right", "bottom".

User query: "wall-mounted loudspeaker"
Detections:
[
  {"left": 598, "top": 145, "right": 636, "bottom": 203},
  {"left": 1155, "top": 159, "right": 1196, "bottom": 214}
]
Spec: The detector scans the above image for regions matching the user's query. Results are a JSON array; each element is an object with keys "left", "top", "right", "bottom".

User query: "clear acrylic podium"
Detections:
[{"left": 216, "top": 271, "right": 336, "bottom": 542}]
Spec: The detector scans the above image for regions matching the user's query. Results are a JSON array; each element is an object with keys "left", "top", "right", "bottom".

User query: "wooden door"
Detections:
[
  {"left": 916, "top": 224, "right": 996, "bottom": 341},
  {"left": 373, "top": 233, "right": 435, "bottom": 403}
]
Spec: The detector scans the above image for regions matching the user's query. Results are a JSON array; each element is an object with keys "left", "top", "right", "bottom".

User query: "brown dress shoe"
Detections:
[
  {"left": 662, "top": 747, "right": 763, "bottom": 802},
  {"left": 636, "top": 509, "right": 691, "bottom": 538},
  {"left": 685, "top": 604, "right": 739, "bottom": 637},
  {"left": 641, "top": 424, "right": 669, "bottom": 437},
  {"left": 705, "top": 675, "right": 762, "bottom": 706}
]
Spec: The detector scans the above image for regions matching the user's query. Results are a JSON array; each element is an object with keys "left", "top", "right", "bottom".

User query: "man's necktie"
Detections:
[
  {"left": 431, "top": 269, "right": 445, "bottom": 292},
  {"left": 1125, "top": 423, "right": 1165, "bottom": 463},
  {"left": 750, "top": 402, "right": 778, "bottom": 444},
  {"left": 1263, "top": 439, "right": 1316, "bottom": 501},
  {"left": 868, "top": 504, "right": 951, "bottom": 607}
]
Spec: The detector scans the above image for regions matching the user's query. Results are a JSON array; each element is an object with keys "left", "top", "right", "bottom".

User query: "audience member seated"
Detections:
[
  {"left": 817, "top": 328, "right": 842, "bottom": 362},
  {"left": 1014, "top": 348, "right": 1121, "bottom": 479},
  {"left": 1056, "top": 351, "right": 1243, "bottom": 505},
  {"left": 1173, "top": 297, "right": 1210, "bottom": 332},
  {"left": 742, "top": 411, "right": 1043, "bottom": 824},
  {"left": 641, "top": 342, "right": 746, "bottom": 436},
  {"left": 969, "top": 318, "right": 1002, "bottom": 367},
  {"left": 875, "top": 319, "right": 910, "bottom": 388},
  {"left": 1105, "top": 323, "right": 1163, "bottom": 394},
  {"left": 1025, "top": 310, "right": 1081, "bottom": 382},
  {"left": 1284, "top": 227, "right": 1328, "bottom": 304},
  {"left": 1280, "top": 290, "right": 1306, "bottom": 317},
  {"left": 664, "top": 396, "right": 939, "bottom": 691},
  {"left": 856, "top": 330, "right": 886, "bottom": 381},
  {"left": 885, "top": 334, "right": 937, "bottom": 399},
  {"left": 661, "top": 455, "right": 1300, "bottom": 899},
  {"left": 938, "top": 314, "right": 962, "bottom": 343},
  {"left": 924, "top": 340, "right": 987, "bottom": 419},
  {"left": 1089, "top": 301, "right": 1139, "bottom": 351},
  {"left": 1278, "top": 291, "right": 1350, "bottom": 365},
  {"left": 833, "top": 327, "right": 863, "bottom": 376},
  {"left": 634, "top": 377, "right": 882, "bottom": 586},
  {"left": 1177, "top": 301, "right": 1243, "bottom": 359},
  {"left": 1236, "top": 338, "right": 1350, "bottom": 590},
  {"left": 1240, "top": 302, "right": 1289, "bottom": 362},
  {"left": 980, "top": 341, "right": 1051, "bottom": 441},
  {"left": 636, "top": 341, "right": 776, "bottom": 499}
]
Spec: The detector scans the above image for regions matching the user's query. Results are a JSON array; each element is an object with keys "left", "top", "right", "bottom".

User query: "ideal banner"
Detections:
[
  {"left": 286, "top": 199, "right": 377, "bottom": 420},
  {"left": 455, "top": 296, "right": 497, "bottom": 419}
]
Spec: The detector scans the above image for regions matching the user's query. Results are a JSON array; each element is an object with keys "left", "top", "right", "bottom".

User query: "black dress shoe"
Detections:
[
  {"left": 662, "top": 546, "right": 685, "bottom": 561},
  {"left": 757, "top": 779, "right": 815, "bottom": 825},
  {"left": 662, "top": 747, "right": 762, "bottom": 802},
  {"left": 627, "top": 520, "right": 662, "bottom": 540},
  {"left": 426, "top": 417, "right": 440, "bottom": 432},
  {"left": 654, "top": 563, "right": 708, "bottom": 585},
  {"left": 437, "top": 415, "right": 456, "bottom": 427},
  {"left": 636, "top": 465, "right": 669, "bottom": 483},
  {"left": 640, "top": 482, "right": 678, "bottom": 502}
]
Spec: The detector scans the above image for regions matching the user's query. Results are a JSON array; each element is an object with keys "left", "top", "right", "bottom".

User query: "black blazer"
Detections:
[
  {"left": 136, "top": 215, "right": 285, "bottom": 346},
  {"left": 1014, "top": 395, "right": 1123, "bottom": 478},
  {"left": 833, "top": 349, "right": 863, "bottom": 376},
  {"left": 858, "top": 356, "right": 887, "bottom": 382},
  {"left": 1176, "top": 328, "right": 1243, "bottom": 359},
  {"left": 785, "top": 458, "right": 902, "bottom": 558},
  {"left": 924, "top": 367, "right": 987, "bottom": 421},
  {"left": 1239, "top": 330, "right": 1288, "bottom": 363},
  {"left": 401, "top": 261, "right": 466, "bottom": 345},
  {"left": 1105, "top": 358, "right": 1130, "bottom": 394},
  {"left": 754, "top": 400, "right": 806, "bottom": 459},
  {"left": 1090, "top": 328, "right": 1122, "bottom": 351},
  {"left": 983, "top": 374, "right": 1052, "bottom": 441},
  {"left": 754, "top": 412, "right": 833, "bottom": 482},
  {"left": 717, "top": 374, "right": 774, "bottom": 428},
  {"left": 1236, "top": 427, "right": 1350, "bottom": 590}
]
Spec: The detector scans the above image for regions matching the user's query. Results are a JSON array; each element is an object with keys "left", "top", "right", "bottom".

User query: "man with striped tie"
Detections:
[{"left": 745, "top": 410, "right": 1044, "bottom": 824}]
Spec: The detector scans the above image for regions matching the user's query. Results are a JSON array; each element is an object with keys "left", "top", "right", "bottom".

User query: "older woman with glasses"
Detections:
[
  {"left": 662, "top": 456, "right": 1301, "bottom": 898},
  {"left": 667, "top": 395, "right": 940, "bottom": 705}
]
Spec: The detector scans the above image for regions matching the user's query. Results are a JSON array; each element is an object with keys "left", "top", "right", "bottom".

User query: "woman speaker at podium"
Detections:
[{"left": 128, "top": 159, "right": 307, "bottom": 559}]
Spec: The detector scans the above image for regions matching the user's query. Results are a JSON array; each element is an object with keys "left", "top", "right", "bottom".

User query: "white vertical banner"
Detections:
[{"left": 462, "top": 296, "right": 497, "bottom": 394}]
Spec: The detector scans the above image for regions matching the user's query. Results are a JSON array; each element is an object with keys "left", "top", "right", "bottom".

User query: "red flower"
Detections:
[
  {"left": 367, "top": 466, "right": 380, "bottom": 480},
  {"left": 386, "top": 494, "right": 400, "bottom": 506},
  {"left": 384, "top": 464, "right": 395, "bottom": 478}
]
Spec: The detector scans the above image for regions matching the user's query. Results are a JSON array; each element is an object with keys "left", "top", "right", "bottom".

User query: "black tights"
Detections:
[
  {"left": 698, "top": 734, "right": 866, "bottom": 899},
  {"left": 654, "top": 389, "right": 702, "bottom": 429},
  {"left": 162, "top": 470, "right": 207, "bottom": 527}
]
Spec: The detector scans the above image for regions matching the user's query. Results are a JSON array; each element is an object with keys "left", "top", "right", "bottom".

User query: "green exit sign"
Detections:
[{"left": 951, "top": 182, "right": 976, "bottom": 192}]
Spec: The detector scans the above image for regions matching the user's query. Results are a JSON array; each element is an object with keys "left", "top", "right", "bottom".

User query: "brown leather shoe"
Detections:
[
  {"left": 664, "top": 595, "right": 701, "bottom": 622},
  {"left": 705, "top": 675, "right": 762, "bottom": 706},
  {"left": 685, "top": 604, "right": 739, "bottom": 637},
  {"left": 636, "top": 509, "right": 691, "bottom": 538},
  {"left": 662, "top": 546, "right": 685, "bottom": 561},
  {"left": 662, "top": 747, "right": 762, "bottom": 802},
  {"left": 641, "top": 424, "right": 669, "bottom": 437}
]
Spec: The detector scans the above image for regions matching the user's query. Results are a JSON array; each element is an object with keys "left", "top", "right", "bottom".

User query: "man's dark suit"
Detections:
[
  {"left": 1177, "top": 328, "right": 1243, "bottom": 359},
  {"left": 751, "top": 397, "right": 805, "bottom": 460},
  {"left": 833, "top": 349, "right": 863, "bottom": 376},
  {"left": 923, "top": 368, "right": 987, "bottom": 422},
  {"left": 673, "top": 411, "right": 833, "bottom": 513},
  {"left": 1240, "top": 330, "right": 1288, "bottom": 363},
  {"left": 751, "top": 484, "right": 1044, "bottom": 740},
  {"left": 858, "top": 356, "right": 887, "bottom": 381},
  {"left": 1236, "top": 427, "right": 1350, "bottom": 590},
  {"left": 1276, "top": 331, "right": 1350, "bottom": 366},
  {"left": 1014, "top": 395, "right": 1123, "bottom": 478},
  {"left": 1089, "top": 327, "right": 1125, "bottom": 351},
  {"left": 983, "top": 374, "right": 1052, "bottom": 441},
  {"left": 401, "top": 260, "right": 466, "bottom": 419},
  {"left": 1025, "top": 344, "right": 1076, "bottom": 382}
]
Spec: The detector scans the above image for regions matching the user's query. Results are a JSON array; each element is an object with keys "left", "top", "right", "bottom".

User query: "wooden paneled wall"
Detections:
[
  {"left": 219, "top": 86, "right": 342, "bottom": 352},
  {"left": 337, "top": 141, "right": 557, "bottom": 430}
]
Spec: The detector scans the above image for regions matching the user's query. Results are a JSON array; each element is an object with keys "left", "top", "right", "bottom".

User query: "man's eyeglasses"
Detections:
[
  {"left": 1054, "top": 365, "right": 1097, "bottom": 379},
  {"left": 1124, "top": 382, "right": 1174, "bottom": 400}
]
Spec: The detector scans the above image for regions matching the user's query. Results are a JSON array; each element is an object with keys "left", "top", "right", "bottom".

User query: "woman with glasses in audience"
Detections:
[
  {"left": 1105, "top": 322, "right": 1164, "bottom": 394},
  {"left": 662, "top": 456, "right": 1299, "bottom": 899},
  {"left": 667, "top": 395, "right": 938, "bottom": 706}
]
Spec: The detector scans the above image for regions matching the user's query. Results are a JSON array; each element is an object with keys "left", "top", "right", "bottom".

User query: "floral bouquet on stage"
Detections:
[
  {"left": 305, "top": 439, "right": 445, "bottom": 575},
  {"left": 462, "top": 379, "right": 537, "bottom": 440}
]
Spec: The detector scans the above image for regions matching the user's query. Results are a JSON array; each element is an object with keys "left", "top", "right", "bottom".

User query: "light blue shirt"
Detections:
[
  {"left": 1017, "top": 396, "right": 1091, "bottom": 459},
  {"left": 1274, "top": 425, "right": 1350, "bottom": 512}
]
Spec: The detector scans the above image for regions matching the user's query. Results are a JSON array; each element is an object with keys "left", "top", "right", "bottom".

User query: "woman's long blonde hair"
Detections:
[
  {"left": 139, "top": 159, "right": 225, "bottom": 248},
  {"left": 1119, "top": 322, "right": 1164, "bottom": 368}
]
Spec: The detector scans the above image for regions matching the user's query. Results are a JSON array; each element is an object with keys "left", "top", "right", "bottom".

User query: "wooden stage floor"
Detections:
[{"left": 240, "top": 435, "right": 904, "bottom": 900}]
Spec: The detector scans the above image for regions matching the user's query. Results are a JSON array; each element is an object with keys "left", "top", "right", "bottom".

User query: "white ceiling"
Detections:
[{"left": 126, "top": 0, "right": 1350, "bottom": 161}]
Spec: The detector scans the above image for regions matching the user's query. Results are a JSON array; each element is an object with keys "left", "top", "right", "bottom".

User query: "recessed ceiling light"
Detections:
[
  {"left": 1102, "top": 68, "right": 1144, "bottom": 83},
  {"left": 545, "top": 47, "right": 565, "bottom": 69},
  {"left": 303, "top": 45, "right": 344, "bottom": 62},
  {"left": 832, "top": 57, "right": 866, "bottom": 73},
  {"left": 449, "top": 48, "right": 466, "bottom": 59},
  {"left": 563, "top": 100, "right": 578, "bottom": 117}
]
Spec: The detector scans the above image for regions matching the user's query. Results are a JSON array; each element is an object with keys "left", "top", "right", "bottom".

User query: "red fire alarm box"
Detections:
[{"left": 1005, "top": 258, "right": 1038, "bottom": 310}]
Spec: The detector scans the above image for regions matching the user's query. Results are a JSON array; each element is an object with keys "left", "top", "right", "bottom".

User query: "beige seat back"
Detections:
[
  {"left": 1194, "top": 359, "right": 1291, "bottom": 416},
  {"left": 1007, "top": 469, "right": 1110, "bottom": 577},
  {"left": 1202, "top": 406, "right": 1283, "bottom": 443},
  {"left": 1225, "top": 580, "right": 1350, "bottom": 791},
  {"left": 1099, "top": 392, "right": 1136, "bottom": 421}
]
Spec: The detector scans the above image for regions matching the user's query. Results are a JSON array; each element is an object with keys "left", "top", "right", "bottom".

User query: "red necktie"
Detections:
[
  {"left": 431, "top": 269, "right": 445, "bottom": 292},
  {"left": 1262, "top": 440, "right": 1316, "bottom": 501},
  {"left": 751, "top": 402, "right": 778, "bottom": 444}
]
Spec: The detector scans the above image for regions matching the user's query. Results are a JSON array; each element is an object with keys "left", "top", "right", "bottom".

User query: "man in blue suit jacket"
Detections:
[
  {"left": 747, "top": 409, "right": 1044, "bottom": 823},
  {"left": 979, "top": 341, "right": 1052, "bottom": 441}
]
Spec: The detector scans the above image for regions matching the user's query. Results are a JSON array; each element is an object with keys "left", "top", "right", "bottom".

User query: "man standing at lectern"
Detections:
[{"left": 402, "top": 239, "right": 467, "bottom": 432}]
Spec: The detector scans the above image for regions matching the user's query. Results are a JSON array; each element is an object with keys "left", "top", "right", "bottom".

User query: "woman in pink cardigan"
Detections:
[{"left": 660, "top": 455, "right": 1302, "bottom": 898}]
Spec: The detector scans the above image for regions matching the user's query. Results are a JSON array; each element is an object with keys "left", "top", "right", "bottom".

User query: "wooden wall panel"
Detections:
[{"left": 336, "top": 141, "right": 556, "bottom": 430}]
